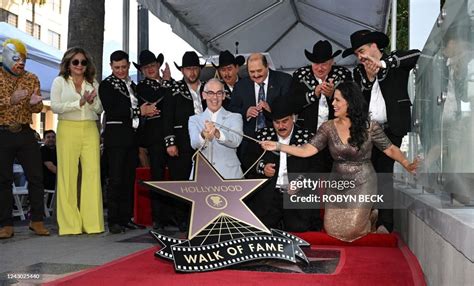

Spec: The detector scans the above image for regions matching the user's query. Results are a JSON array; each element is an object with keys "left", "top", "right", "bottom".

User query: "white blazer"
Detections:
[{"left": 189, "top": 108, "right": 243, "bottom": 179}]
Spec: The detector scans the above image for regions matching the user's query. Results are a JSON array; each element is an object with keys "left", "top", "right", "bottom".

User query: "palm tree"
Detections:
[
  {"left": 67, "top": 0, "right": 105, "bottom": 81},
  {"left": 22, "top": 0, "right": 46, "bottom": 30}
]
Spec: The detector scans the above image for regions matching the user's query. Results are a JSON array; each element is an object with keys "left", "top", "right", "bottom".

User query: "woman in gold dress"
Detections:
[{"left": 260, "top": 82, "right": 418, "bottom": 242}]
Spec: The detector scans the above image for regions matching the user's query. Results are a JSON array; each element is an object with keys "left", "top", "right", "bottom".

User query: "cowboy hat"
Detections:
[
  {"left": 211, "top": 50, "right": 245, "bottom": 69},
  {"left": 304, "top": 40, "right": 341, "bottom": 63},
  {"left": 174, "top": 51, "right": 205, "bottom": 70},
  {"left": 133, "top": 50, "right": 164, "bottom": 70},
  {"left": 342, "top": 29, "right": 389, "bottom": 58}
]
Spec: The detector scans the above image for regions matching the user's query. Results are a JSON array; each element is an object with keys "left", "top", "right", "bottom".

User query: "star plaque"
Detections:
[
  {"left": 145, "top": 153, "right": 270, "bottom": 239},
  {"left": 145, "top": 153, "right": 309, "bottom": 272}
]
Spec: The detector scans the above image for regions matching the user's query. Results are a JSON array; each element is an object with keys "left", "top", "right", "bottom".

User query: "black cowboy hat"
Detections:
[
  {"left": 211, "top": 50, "right": 245, "bottom": 69},
  {"left": 174, "top": 51, "right": 205, "bottom": 70},
  {"left": 133, "top": 50, "right": 164, "bottom": 70},
  {"left": 304, "top": 40, "right": 342, "bottom": 63},
  {"left": 342, "top": 29, "right": 389, "bottom": 58},
  {"left": 262, "top": 95, "right": 296, "bottom": 121}
]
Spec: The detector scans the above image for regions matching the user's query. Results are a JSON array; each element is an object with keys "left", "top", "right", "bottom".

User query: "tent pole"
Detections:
[
  {"left": 123, "top": 0, "right": 130, "bottom": 53},
  {"left": 137, "top": 3, "right": 149, "bottom": 81},
  {"left": 391, "top": 0, "right": 397, "bottom": 50}
]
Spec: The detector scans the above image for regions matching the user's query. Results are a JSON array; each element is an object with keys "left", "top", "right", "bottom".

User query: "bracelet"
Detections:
[{"left": 276, "top": 142, "right": 281, "bottom": 151}]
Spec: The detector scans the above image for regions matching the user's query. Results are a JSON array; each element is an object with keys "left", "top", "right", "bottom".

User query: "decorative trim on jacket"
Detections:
[
  {"left": 293, "top": 65, "right": 351, "bottom": 106},
  {"left": 254, "top": 127, "right": 314, "bottom": 175}
]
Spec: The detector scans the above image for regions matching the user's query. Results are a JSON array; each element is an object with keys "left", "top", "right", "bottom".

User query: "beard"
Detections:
[{"left": 184, "top": 71, "right": 200, "bottom": 84}]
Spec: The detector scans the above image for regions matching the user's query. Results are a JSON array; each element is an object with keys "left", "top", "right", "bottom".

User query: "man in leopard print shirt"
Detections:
[{"left": 0, "top": 38, "right": 49, "bottom": 238}]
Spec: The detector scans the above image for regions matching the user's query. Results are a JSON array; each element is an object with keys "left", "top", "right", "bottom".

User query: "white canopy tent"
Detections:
[
  {"left": 0, "top": 22, "right": 62, "bottom": 98},
  {"left": 137, "top": 0, "right": 391, "bottom": 72}
]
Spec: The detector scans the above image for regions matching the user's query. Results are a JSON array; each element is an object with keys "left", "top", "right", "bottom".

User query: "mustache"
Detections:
[{"left": 277, "top": 128, "right": 287, "bottom": 132}]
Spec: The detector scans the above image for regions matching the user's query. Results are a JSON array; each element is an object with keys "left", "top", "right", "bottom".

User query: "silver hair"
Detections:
[{"left": 203, "top": 78, "right": 224, "bottom": 91}]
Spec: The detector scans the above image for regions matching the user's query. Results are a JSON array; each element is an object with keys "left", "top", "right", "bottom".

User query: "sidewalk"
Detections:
[{"left": 0, "top": 218, "right": 179, "bottom": 285}]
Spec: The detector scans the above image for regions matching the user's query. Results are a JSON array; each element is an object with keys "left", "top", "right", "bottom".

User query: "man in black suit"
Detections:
[
  {"left": 228, "top": 53, "right": 292, "bottom": 172},
  {"left": 212, "top": 50, "right": 245, "bottom": 109},
  {"left": 246, "top": 96, "right": 322, "bottom": 231},
  {"left": 163, "top": 51, "right": 206, "bottom": 180},
  {"left": 99, "top": 50, "right": 157, "bottom": 234},
  {"left": 291, "top": 40, "right": 352, "bottom": 174},
  {"left": 161, "top": 51, "right": 206, "bottom": 231},
  {"left": 134, "top": 50, "right": 174, "bottom": 230},
  {"left": 292, "top": 40, "right": 352, "bottom": 133},
  {"left": 343, "top": 30, "right": 420, "bottom": 232}
]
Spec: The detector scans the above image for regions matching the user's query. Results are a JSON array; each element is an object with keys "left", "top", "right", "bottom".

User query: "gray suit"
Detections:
[{"left": 189, "top": 108, "right": 243, "bottom": 179}]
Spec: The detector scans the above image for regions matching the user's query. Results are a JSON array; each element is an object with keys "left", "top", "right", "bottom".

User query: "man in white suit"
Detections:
[{"left": 189, "top": 79, "right": 243, "bottom": 179}]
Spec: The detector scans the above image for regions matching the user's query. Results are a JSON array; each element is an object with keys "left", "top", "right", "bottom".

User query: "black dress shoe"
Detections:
[
  {"left": 109, "top": 224, "right": 125, "bottom": 234},
  {"left": 121, "top": 221, "right": 146, "bottom": 230}
]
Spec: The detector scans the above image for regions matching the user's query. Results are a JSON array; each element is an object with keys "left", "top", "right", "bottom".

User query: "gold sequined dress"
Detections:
[{"left": 309, "top": 120, "right": 392, "bottom": 242}]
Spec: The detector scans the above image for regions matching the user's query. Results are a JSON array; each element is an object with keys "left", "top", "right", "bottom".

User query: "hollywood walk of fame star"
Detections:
[{"left": 145, "top": 153, "right": 270, "bottom": 240}]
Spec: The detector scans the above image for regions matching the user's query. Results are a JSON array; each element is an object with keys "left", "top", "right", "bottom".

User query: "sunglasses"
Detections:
[{"left": 71, "top": 59, "right": 88, "bottom": 66}]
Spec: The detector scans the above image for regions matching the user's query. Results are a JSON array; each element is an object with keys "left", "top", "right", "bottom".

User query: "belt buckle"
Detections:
[{"left": 8, "top": 123, "right": 22, "bottom": 133}]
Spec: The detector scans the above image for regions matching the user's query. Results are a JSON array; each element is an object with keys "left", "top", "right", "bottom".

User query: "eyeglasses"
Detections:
[
  {"left": 71, "top": 59, "right": 88, "bottom": 66},
  {"left": 204, "top": 90, "right": 225, "bottom": 97}
]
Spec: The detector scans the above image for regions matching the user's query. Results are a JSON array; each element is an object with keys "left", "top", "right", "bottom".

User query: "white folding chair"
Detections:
[
  {"left": 12, "top": 182, "right": 29, "bottom": 220},
  {"left": 44, "top": 189, "right": 56, "bottom": 217}
]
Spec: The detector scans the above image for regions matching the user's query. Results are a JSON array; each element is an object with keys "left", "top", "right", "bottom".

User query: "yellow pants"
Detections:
[{"left": 56, "top": 120, "right": 104, "bottom": 235}]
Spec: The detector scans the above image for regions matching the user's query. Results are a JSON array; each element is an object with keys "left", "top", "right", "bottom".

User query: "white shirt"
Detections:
[
  {"left": 123, "top": 77, "right": 139, "bottom": 128},
  {"left": 188, "top": 82, "right": 203, "bottom": 115},
  {"left": 276, "top": 127, "right": 293, "bottom": 188},
  {"left": 368, "top": 79, "right": 387, "bottom": 124},
  {"left": 315, "top": 76, "right": 329, "bottom": 129},
  {"left": 253, "top": 74, "right": 269, "bottom": 104},
  {"left": 51, "top": 76, "right": 103, "bottom": 121}
]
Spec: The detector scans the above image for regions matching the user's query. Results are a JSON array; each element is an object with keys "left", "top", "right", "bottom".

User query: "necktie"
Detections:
[{"left": 257, "top": 83, "right": 266, "bottom": 130}]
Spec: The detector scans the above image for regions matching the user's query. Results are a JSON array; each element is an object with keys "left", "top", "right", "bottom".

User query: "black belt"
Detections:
[{"left": 0, "top": 124, "right": 30, "bottom": 133}]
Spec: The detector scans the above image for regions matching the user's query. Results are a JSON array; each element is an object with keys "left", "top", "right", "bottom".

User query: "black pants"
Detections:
[
  {"left": 0, "top": 128, "right": 44, "bottom": 226},
  {"left": 164, "top": 151, "right": 193, "bottom": 227},
  {"left": 147, "top": 142, "right": 174, "bottom": 225},
  {"left": 106, "top": 146, "right": 138, "bottom": 225},
  {"left": 247, "top": 186, "right": 322, "bottom": 232},
  {"left": 372, "top": 128, "right": 403, "bottom": 232}
]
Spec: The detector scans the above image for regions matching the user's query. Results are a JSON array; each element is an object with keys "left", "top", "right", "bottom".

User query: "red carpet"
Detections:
[
  {"left": 46, "top": 233, "right": 425, "bottom": 286},
  {"left": 293, "top": 232, "right": 398, "bottom": 247}
]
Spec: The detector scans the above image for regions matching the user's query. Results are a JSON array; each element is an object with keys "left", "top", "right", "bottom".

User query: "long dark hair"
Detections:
[
  {"left": 336, "top": 82, "right": 370, "bottom": 150},
  {"left": 59, "top": 47, "right": 96, "bottom": 84}
]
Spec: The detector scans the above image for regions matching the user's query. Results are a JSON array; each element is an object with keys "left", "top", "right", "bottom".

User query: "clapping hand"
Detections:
[
  {"left": 321, "top": 79, "right": 335, "bottom": 97},
  {"left": 161, "top": 63, "right": 171, "bottom": 81},
  {"left": 83, "top": 89, "right": 97, "bottom": 104},
  {"left": 29, "top": 88, "right": 43, "bottom": 105},
  {"left": 314, "top": 84, "right": 322, "bottom": 97}
]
